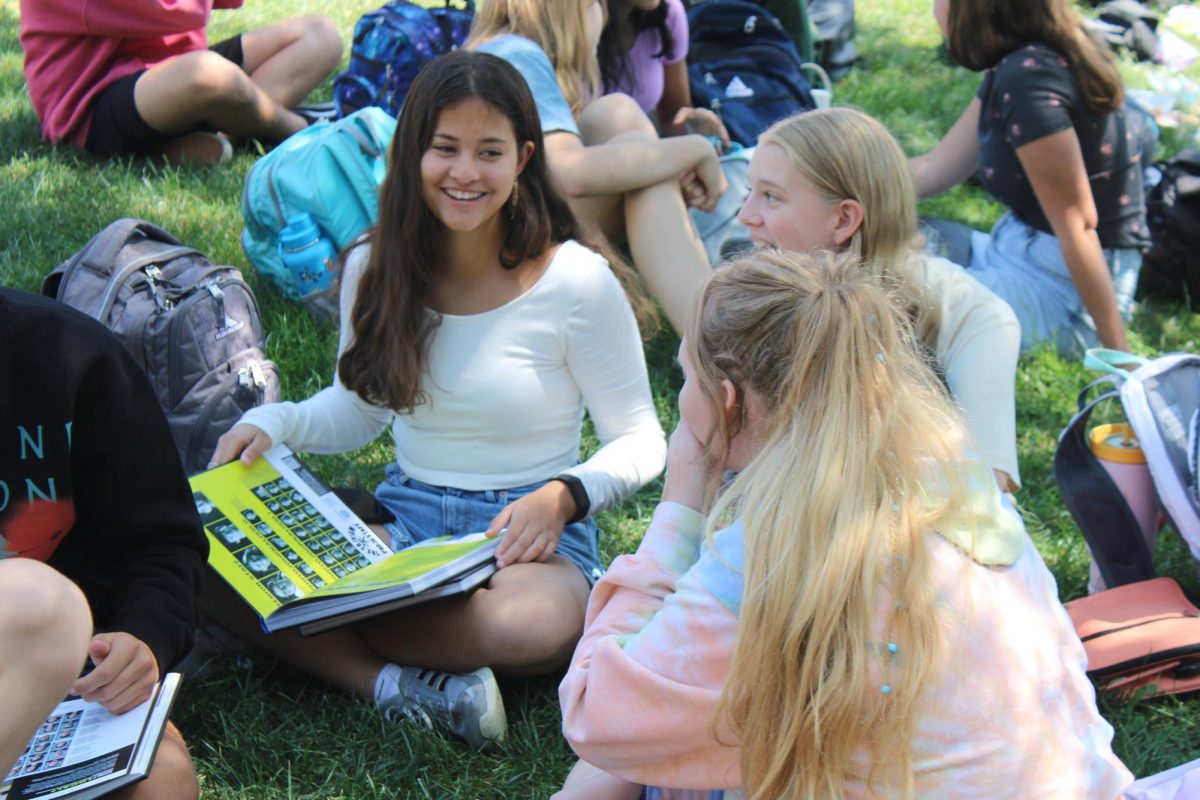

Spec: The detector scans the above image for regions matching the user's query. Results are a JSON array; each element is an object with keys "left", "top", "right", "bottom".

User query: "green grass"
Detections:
[{"left": 3, "top": 0, "right": 1200, "bottom": 795}]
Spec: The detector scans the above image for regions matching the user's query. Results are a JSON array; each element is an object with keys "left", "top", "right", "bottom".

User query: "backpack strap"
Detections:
[
  {"left": 1055, "top": 377, "right": 1158, "bottom": 588},
  {"left": 1084, "top": 347, "right": 1151, "bottom": 377}
]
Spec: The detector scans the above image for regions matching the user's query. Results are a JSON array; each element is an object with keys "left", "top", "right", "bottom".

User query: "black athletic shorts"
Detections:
[{"left": 84, "top": 35, "right": 245, "bottom": 157}]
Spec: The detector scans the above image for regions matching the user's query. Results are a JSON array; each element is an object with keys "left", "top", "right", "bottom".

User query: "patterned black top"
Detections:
[{"left": 975, "top": 42, "right": 1148, "bottom": 250}]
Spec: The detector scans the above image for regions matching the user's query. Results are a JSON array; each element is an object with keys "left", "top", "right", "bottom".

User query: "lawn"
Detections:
[{"left": 2, "top": 0, "right": 1200, "bottom": 796}]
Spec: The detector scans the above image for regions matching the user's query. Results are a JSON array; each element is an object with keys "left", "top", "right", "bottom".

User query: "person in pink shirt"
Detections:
[
  {"left": 556, "top": 248, "right": 1133, "bottom": 799},
  {"left": 18, "top": 0, "right": 342, "bottom": 165}
]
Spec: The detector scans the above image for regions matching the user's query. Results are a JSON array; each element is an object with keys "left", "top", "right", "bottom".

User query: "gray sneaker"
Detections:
[{"left": 381, "top": 666, "right": 506, "bottom": 751}]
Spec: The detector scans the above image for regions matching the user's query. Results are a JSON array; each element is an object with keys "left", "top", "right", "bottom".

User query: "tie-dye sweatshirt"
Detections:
[{"left": 560, "top": 487, "right": 1133, "bottom": 798}]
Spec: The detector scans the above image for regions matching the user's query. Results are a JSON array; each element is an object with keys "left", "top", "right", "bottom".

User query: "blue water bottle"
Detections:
[{"left": 278, "top": 213, "right": 337, "bottom": 298}]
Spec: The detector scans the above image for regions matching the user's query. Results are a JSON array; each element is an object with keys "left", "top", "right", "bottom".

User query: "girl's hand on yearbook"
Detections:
[
  {"left": 211, "top": 423, "right": 273, "bottom": 468},
  {"left": 487, "top": 482, "right": 574, "bottom": 568}
]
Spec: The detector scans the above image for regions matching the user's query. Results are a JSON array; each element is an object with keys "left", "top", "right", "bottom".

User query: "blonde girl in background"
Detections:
[
  {"left": 556, "top": 248, "right": 1131, "bottom": 799},
  {"left": 467, "top": 0, "right": 727, "bottom": 333},
  {"left": 737, "top": 107, "right": 1022, "bottom": 491}
]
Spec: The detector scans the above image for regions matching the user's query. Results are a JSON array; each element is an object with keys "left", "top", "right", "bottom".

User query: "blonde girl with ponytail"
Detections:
[{"left": 557, "top": 249, "right": 1131, "bottom": 799}]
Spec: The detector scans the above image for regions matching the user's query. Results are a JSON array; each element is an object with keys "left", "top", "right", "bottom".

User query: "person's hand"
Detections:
[
  {"left": 486, "top": 482, "right": 575, "bottom": 568},
  {"left": 662, "top": 420, "right": 710, "bottom": 511},
  {"left": 688, "top": 146, "right": 728, "bottom": 213},
  {"left": 678, "top": 168, "right": 708, "bottom": 208},
  {"left": 71, "top": 632, "right": 159, "bottom": 714},
  {"left": 674, "top": 106, "right": 731, "bottom": 151},
  {"left": 211, "top": 423, "right": 273, "bottom": 468}
]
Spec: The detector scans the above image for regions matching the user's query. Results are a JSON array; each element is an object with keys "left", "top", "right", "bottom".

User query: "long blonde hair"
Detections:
[
  {"left": 758, "top": 108, "right": 939, "bottom": 339},
  {"left": 466, "top": 0, "right": 602, "bottom": 117},
  {"left": 693, "top": 249, "right": 971, "bottom": 799}
]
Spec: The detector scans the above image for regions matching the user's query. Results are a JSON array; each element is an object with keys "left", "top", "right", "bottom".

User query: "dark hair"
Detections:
[
  {"left": 597, "top": 0, "right": 676, "bottom": 96},
  {"left": 945, "top": 0, "right": 1122, "bottom": 112},
  {"left": 338, "top": 50, "right": 586, "bottom": 412}
]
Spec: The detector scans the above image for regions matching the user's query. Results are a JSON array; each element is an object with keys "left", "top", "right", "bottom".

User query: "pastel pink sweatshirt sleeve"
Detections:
[{"left": 559, "top": 502, "right": 743, "bottom": 790}]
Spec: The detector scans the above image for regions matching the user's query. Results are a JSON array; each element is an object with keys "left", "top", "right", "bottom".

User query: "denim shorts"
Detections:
[
  {"left": 374, "top": 464, "right": 603, "bottom": 585},
  {"left": 960, "top": 212, "right": 1142, "bottom": 359}
]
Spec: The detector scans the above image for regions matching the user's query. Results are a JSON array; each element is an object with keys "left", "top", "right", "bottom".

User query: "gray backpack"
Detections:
[{"left": 42, "top": 219, "right": 280, "bottom": 475}]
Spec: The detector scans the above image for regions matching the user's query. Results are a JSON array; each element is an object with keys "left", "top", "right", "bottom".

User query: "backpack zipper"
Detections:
[
  {"left": 183, "top": 362, "right": 272, "bottom": 474},
  {"left": 92, "top": 246, "right": 197, "bottom": 322}
]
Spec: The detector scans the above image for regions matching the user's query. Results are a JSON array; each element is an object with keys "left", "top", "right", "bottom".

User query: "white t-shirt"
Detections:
[{"left": 240, "top": 240, "right": 666, "bottom": 512}]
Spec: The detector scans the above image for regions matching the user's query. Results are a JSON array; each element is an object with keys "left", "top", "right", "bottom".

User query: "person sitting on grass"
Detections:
[
  {"left": 737, "top": 107, "right": 1022, "bottom": 492},
  {"left": 0, "top": 286, "right": 209, "bottom": 800},
  {"left": 209, "top": 49, "right": 666, "bottom": 751},
  {"left": 467, "top": 0, "right": 727, "bottom": 334},
  {"left": 18, "top": 0, "right": 342, "bottom": 166},
  {"left": 909, "top": 0, "right": 1148, "bottom": 357},
  {"left": 556, "top": 248, "right": 1132, "bottom": 800}
]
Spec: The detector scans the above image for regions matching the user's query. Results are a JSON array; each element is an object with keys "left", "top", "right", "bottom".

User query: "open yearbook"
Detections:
[
  {"left": 189, "top": 444, "right": 499, "bottom": 633},
  {"left": 1, "top": 673, "right": 181, "bottom": 800}
]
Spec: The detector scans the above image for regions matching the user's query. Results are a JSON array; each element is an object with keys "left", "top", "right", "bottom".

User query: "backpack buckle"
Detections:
[
  {"left": 144, "top": 266, "right": 170, "bottom": 309},
  {"left": 744, "top": 15, "right": 757, "bottom": 34}
]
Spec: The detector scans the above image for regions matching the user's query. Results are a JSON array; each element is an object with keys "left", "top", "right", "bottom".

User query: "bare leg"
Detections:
[
  {"left": 622, "top": 144, "right": 712, "bottom": 333},
  {"left": 573, "top": 94, "right": 712, "bottom": 333},
  {"left": 356, "top": 556, "right": 590, "bottom": 677},
  {"left": 200, "top": 569, "right": 385, "bottom": 699},
  {"left": 134, "top": 50, "right": 306, "bottom": 143},
  {"left": 239, "top": 15, "right": 343, "bottom": 108},
  {"left": 205, "top": 554, "right": 587, "bottom": 702},
  {"left": 552, "top": 760, "right": 644, "bottom": 800},
  {"left": 112, "top": 723, "right": 197, "bottom": 800},
  {"left": 132, "top": 16, "right": 341, "bottom": 148},
  {"left": 0, "top": 560, "right": 91, "bottom": 777}
]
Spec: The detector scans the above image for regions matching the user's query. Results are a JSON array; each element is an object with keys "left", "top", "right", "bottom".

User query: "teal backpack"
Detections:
[{"left": 241, "top": 107, "right": 397, "bottom": 321}]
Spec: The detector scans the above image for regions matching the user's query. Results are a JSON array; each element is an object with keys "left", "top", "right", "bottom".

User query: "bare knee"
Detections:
[
  {"left": 0, "top": 560, "right": 91, "bottom": 671},
  {"left": 150, "top": 50, "right": 259, "bottom": 115},
  {"left": 475, "top": 579, "right": 586, "bottom": 674},
  {"left": 296, "top": 14, "right": 344, "bottom": 72},
  {"left": 579, "top": 93, "right": 658, "bottom": 145},
  {"left": 115, "top": 724, "right": 197, "bottom": 800}
]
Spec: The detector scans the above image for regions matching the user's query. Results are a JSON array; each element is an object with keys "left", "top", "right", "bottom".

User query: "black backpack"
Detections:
[
  {"left": 42, "top": 219, "right": 281, "bottom": 474},
  {"left": 687, "top": 0, "right": 816, "bottom": 148},
  {"left": 1139, "top": 149, "right": 1200, "bottom": 306}
]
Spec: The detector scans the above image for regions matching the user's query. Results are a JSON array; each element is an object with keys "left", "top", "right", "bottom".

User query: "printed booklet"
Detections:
[
  {"left": 1, "top": 673, "right": 181, "bottom": 800},
  {"left": 189, "top": 444, "right": 499, "bottom": 633}
]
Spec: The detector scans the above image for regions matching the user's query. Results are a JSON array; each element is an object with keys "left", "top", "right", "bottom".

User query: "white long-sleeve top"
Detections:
[
  {"left": 239, "top": 240, "right": 666, "bottom": 512},
  {"left": 919, "top": 253, "right": 1023, "bottom": 488}
]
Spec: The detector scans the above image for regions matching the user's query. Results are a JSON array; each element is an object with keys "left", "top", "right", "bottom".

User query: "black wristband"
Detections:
[{"left": 552, "top": 473, "right": 591, "bottom": 524}]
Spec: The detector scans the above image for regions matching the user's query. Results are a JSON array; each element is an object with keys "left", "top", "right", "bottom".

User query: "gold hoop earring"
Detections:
[{"left": 507, "top": 180, "right": 520, "bottom": 218}]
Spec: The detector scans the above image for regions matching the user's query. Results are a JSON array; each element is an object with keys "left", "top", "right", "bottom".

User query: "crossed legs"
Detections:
[
  {"left": 203, "top": 555, "right": 590, "bottom": 699},
  {"left": 134, "top": 15, "right": 342, "bottom": 159}
]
